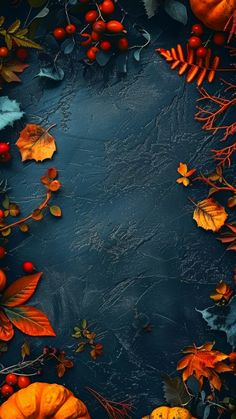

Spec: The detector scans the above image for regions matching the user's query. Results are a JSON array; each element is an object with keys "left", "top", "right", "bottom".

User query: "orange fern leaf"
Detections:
[{"left": 156, "top": 44, "right": 220, "bottom": 86}]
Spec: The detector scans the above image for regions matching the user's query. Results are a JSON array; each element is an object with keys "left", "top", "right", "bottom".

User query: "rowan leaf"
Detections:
[
  {"left": 4, "top": 305, "right": 56, "bottom": 336},
  {"left": 0, "top": 97, "right": 24, "bottom": 131},
  {"left": 193, "top": 198, "right": 228, "bottom": 232},
  {"left": 0, "top": 311, "right": 14, "bottom": 341},
  {"left": 0, "top": 61, "right": 29, "bottom": 83},
  {"left": 16, "top": 124, "right": 57, "bottom": 162},
  {"left": 1, "top": 272, "right": 42, "bottom": 307}
]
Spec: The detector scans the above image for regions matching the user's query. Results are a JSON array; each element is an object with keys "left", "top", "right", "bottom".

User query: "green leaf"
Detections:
[
  {"left": 81, "top": 319, "right": 87, "bottom": 329},
  {"left": 2, "top": 195, "right": 10, "bottom": 210},
  {"left": 142, "top": 0, "right": 161, "bottom": 18},
  {"left": 0, "top": 97, "right": 24, "bottom": 131},
  {"left": 162, "top": 374, "right": 191, "bottom": 407},
  {"left": 49, "top": 205, "right": 62, "bottom": 217}
]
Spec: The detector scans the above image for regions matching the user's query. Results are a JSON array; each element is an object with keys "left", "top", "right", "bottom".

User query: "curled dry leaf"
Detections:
[
  {"left": 193, "top": 198, "right": 228, "bottom": 232},
  {"left": 16, "top": 124, "right": 57, "bottom": 162},
  {"left": 176, "top": 162, "right": 196, "bottom": 186}
]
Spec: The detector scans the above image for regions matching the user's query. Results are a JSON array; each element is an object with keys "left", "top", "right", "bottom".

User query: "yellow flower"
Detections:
[{"left": 176, "top": 162, "right": 196, "bottom": 187}]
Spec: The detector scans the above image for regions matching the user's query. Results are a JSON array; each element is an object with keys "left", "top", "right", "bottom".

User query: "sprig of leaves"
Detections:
[
  {"left": 72, "top": 320, "right": 103, "bottom": 360},
  {"left": 0, "top": 16, "right": 41, "bottom": 50}
]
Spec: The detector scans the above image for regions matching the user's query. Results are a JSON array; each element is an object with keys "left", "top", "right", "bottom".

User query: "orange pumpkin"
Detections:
[
  {"left": 190, "top": 0, "right": 236, "bottom": 31},
  {"left": 142, "top": 406, "right": 197, "bottom": 419},
  {"left": 0, "top": 382, "right": 91, "bottom": 419}
]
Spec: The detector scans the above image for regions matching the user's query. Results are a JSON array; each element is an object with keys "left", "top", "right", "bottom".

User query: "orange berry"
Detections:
[{"left": 106, "top": 20, "right": 124, "bottom": 33}]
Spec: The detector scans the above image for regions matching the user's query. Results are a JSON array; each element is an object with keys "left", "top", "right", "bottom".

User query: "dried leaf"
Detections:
[
  {"left": 32, "top": 209, "right": 43, "bottom": 221},
  {"left": 193, "top": 198, "right": 228, "bottom": 232},
  {"left": 157, "top": 45, "right": 220, "bottom": 86},
  {"left": 21, "top": 341, "right": 30, "bottom": 360},
  {"left": 19, "top": 223, "right": 30, "bottom": 233},
  {"left": 0, "top": 61, "right": 29, "bottom": 83},
  {"left": 162, "top": 374, "right": 190, "bottom": 406},
  {"left": 9, "top": 203, "right": 20, "bottom": 217},
  {"left": 16, "top": 124, "right": 57, "bottom": 162},
  {"left": 48, "top": 180, "right": 61, "bottom": 192},
  {"left": 210, "top": 281, "right": 233, "bottom": 303},
  {"left": 49, "top": 205, "right": 62, "bottom": 217},
  {"left": 56, "top": 363, "right": 66, "bottom": 378},
  {"left": 1, "top": 272, "right": 43, "bottom": 307}
]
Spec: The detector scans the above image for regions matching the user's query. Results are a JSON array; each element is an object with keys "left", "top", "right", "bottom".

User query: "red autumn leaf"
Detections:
[
  {"left": 1, "top": 272, "right": 42, "bottom": 307},
  {"left": 4, "top": 305, "right": 56, "bottom": 337},
  {"left": 56, "top": 363, "right": 66, "bottom": 378},
  {"left": 0, "top": 311, "right": 14, "bottom": 341},
  {"left": 177, "top": 342, "right": 231, "bottom": 390}
]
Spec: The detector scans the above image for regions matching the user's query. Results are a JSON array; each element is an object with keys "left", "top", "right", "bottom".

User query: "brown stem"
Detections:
[
  {"left": 0, "top": 191, "right": 52, "bottom": 233},
  {"left": 193, "top": 175, "right": 236, "bottom": 194}
]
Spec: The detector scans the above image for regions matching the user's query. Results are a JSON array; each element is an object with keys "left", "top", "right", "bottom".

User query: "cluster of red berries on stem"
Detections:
[
  {"left": 188, "top": 23, "right": 227, "bottom": 58},
  {"left": 53, "top": 0, "right": 128, "bottom": 62},
  {"left": 0, "top": 46, "right": 28, "bottom": 61},
  {"left": 0, "top": 374, "right": 31, "bottom": 398},
  {"left": 0, "top": 142, "right": 11, "bottom": 164}
]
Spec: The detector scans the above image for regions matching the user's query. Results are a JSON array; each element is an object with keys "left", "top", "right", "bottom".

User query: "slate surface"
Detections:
[{"left": 0, "top": 1, "right": 235, "bottom": 418}]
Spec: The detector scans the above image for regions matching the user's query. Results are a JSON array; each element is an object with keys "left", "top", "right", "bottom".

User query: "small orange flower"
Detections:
[
  {"left": 210, "top": 281, "right": 234, "bottom": 304},
  {"left": 176, "top": 162, "right": 196, "bottom": 187}
]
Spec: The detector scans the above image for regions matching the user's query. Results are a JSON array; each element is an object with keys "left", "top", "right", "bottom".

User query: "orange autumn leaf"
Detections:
[
  {"left": 177, "top": 342, "right": 231, "bottom": 390},
  {"left": 0, "top": 272, "right": 55, "bottom": 341},
  {"left": 210, "top": 281, "right": 234, "bottom": 303},
  {"left": 1, "top": 272, "right": 42, "bottom": 307},
  {"left": 193, "top": 198, "right": 228, "bottom": 232},
  {"left": 0, "top": 61, "right": 29, "bottom": 84},
  {"left": 176, "top": 162, "right": 196, "bottom": 187},
  {"left": 16, "top": 124, "right": 57, "bottom": 162}
]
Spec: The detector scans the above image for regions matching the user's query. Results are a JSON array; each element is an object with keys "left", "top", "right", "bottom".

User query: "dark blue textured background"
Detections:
[{"left": 0, "top": 1, "right": 235, "bottom": 417}]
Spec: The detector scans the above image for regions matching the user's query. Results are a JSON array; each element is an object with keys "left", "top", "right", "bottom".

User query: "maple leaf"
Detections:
[
  {"left": 193, "top": 198, "right": 228, "bottom": 232},
  {"left": 177, "top": 342, "right": 231, "bottom": 390},
  {"left": 16, "top": 124, "right": 57, "bottom": 162},
  {"left": 0, "top": 272, "right": 55, "bottom": 341},
  {"left": 0, "top": 61, "right": 29, "bottom": 83},
  {"left": 176, "top": 162, "right": 196, "bottom": 187}
]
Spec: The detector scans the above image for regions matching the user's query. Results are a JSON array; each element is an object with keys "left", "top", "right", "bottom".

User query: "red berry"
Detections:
[
  {"left": 0, "top": 47, "right": 9, "bottom": 58},
  {"left": 0, "top": 143, "right": 10, "bottom": 155},
  {"left": 196, "top": 46, "right": 208, "bottom": 58},
  {"left": 91, "top": 31, "right": 101, "bottom": 41},
  {"left": 213, "top": 32, "right": 226, "bottom": 46},
  {"left": 117, "top": 37, "right": 129, "bottom": 50},
  {"left": 17, "top": 376, "right": 31, "bottom": 389},
  {"left": 53, "top": 27, "right": 66, "bottom": 40},
  {"left": 0, "top": 247, "right": 6, "bottom": 259},
  {"left": 0, "top": 209, "right": 4, "bottom": 219},
  {"left": 106, "top": 20, "right": 124, "bottom": 33},
  {"left": 192, "top": 23, "right": 204, "bottom": 36},
  {"left": 1, "top": 152, "right": 12, "bottom": 163},
  {"left": 86, "top": 46, "right": 99, "bottom": 61},
  {"left": 101, "top": 1, "right": 115, "bottom": 15},
  {"left": 100, "top": 40, "right": 112, "bottom": 51},
  {"left": 188, "top": 36, "right": 202, "bottom": 49},
  {"left": 22, "top": 261, "right": 35, "bottom": 273},
  {"left": 1, "top": 384, "right": 14, "bottom": 397},
  {"left": 85, "top": 10, "right": 99, "bottom": 24},
  {"left": 92, "top": 20, "right": 106, "bottom": 33},
  {"left": 16, "top": 48, "right": 28, "bottom": 60},
  {"left": 5, "top": 374, "right": 18, "bottom": 386},
  {"left": 80, "top": 33, "right": 92, "bottom": 46},
  {"left": 65, "top": 24, "right": 76, "bottom": 35}
]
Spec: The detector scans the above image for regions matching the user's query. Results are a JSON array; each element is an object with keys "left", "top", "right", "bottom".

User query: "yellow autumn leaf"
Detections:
[
  {"left": 16, "top": 124, "right": 57, "bottom": 162},
  {"left": 193, "top": 198, "right": 228, "bottom": 232}
]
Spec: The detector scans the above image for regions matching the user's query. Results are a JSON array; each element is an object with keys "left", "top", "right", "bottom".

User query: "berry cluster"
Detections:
[
  {"left": 0, "top": 374, "right": 31, "bottom": 398},
  {"left": 0, "top": 143, "right": 11, "bottom": 164},
  {"left": 188, "top": 23, "right": 227, "bottom": 58},
  {"left": 0, "top": 46, "right": 28, "bottom": 61},
  {"left": 53, "top": 0, "right": 128, "bottom": 62}
]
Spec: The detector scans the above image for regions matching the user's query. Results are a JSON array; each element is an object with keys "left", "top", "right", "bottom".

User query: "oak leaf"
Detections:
[
  {"left": 177, "top": 342, "right": 231, "bottom": 390},
  {"left": 193, "top": 198, "right": 227, "bottom": 232},
  {"left": 16, "top": 124, "right": 57, "bottom": 162}
]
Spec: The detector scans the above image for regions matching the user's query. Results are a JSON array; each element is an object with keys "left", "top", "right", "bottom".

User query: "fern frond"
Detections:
[{"left": 156, "top": 44, "right": 220, "bottom": 86}]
